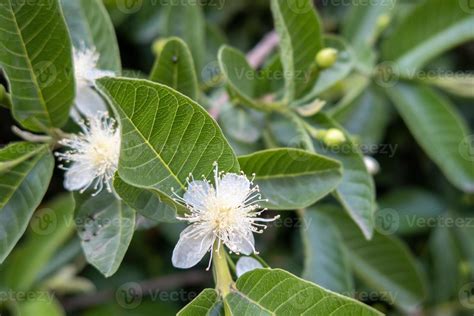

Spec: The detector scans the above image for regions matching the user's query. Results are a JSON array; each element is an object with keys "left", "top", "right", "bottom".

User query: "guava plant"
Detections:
[{"left": 0, "top": 0, "right": 473, "bottom": 315}]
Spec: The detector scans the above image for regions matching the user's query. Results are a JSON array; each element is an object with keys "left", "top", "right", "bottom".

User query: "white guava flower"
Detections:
[
  {"left": 56, "top": 112, "right": 120, "bottom": 195},
  {"left": 71, "top": 47, "right": 115, "bottom": 120},
  {"left": 236, "top": 256, "right": 263, "bottom": 277},
  {"left": 172, "top": 164, "right": 279, "bottom": 270}
]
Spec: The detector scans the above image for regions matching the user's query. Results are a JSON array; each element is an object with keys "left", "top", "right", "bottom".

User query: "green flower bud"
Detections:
[
  {"left": 376, "top": 14, "right": 391, "bottom": 31},
  {"left": 324, "top": 128, "right": 346, "bottom": 147},
  {"left": 315, "top": 48, "right": 338, "bottom": 68},
  {"left": 152, "top": 38, "right": 168, "bottom": 56}
]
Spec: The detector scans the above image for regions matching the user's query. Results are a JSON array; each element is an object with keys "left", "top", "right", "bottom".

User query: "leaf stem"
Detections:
[{"left": 212, "top": 243, "right": 234, "bottom": 297}]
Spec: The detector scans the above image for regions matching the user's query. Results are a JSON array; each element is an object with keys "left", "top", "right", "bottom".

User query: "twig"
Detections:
[
  {"left": 11, "top": 126, "right": 52, "bottom": 143},
  {"left": 61, "top": 270, "right": 211, "bottom": 312},
  {"left": 210, "top": 30, "right": 279, "bottom": 119}
]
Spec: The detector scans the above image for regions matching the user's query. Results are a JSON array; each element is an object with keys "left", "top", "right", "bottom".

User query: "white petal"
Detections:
[
  {"left": 183, "top": 180, "right": 211, "bottom": 209},
  {"left": 227, "top": 230, "right": 254, "bottom": 255},
  {"left": 217, "top": 173, "right": 250, "bottom": 206},
  {"left": 172, "top": 225, "right": 215, "bottom": 269},
  {"left": 89, "top": 69, "right": 115, "bottom": 82},
  {"left": 236, "top": 256, "right": 263, "bottom": 277},
  {"left": 75, "top": 86, "right": 107, "bottom": 118},
  {"left": 64, "top": 162, "right": 95, "bottom": 192}
]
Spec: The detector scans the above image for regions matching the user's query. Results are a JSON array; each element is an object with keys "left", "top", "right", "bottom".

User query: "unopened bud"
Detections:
[
  {"left": 323, "top": 128, "right": 346, "bottom": 147},
  {"left": 376, "top": 14, "right": 391, "bottom": 31},
  {"left": 315, "top": 48, "right": 338, "bottom": 68},
  {"left": 363, "top": 156, "right": 380, "bottom": 175}
]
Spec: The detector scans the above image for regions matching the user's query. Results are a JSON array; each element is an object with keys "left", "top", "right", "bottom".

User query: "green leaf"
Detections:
[
  {"left": 295, "top": 35, "right": 354, "bottom": 106},
  {"left": 319, "top": 205, "right": 427, "bottom": 311},
  {"left": 162, "top": 0, "right": 206, "bottom": 74},
  {"left": 218, "top": 45, "right": 262, "bottom": 111},
  {"left": 0, "top": 0, "right": 75, "bottom": 132},
  {"left": 16, "top": 297, "right": 65, "bottom": 316},
  {"left": 342, "top": 0, "right": 395, "bottom": 51},
  {"left": 177, "top": 289, "right": 223, "bottom": 316},
  {"left": 225, "top": 268, "right": 381, "bottom": 315},
  {"left": 381, "top": 0, "right": 474, "bottom": 75},
  {"left": 378, "top": 187, "right": 445, "bottom": 235},
  {"left": 96, "top": 77, "right": 239, "bottom": 196},
  {"left": 74, "top": 191, "right": 135, "bottom": 277},
  {"left": 331, "top": 86, "right": 391, "bottom": 146},
  {"left": 219, "top": 103, "right": 263, "bottom": 145},
  {"left": 0, "top": 149, "right": 54, "bottom": 263},
  {"left": 300, "top": 209, "right": 354, "bottom": 294},
  {"left": 1, "top": 194, "right": 75, "bottom": 291},
  {"left": 270, "top": 0, "right": 323, "bottom": 102},
  {"left": 150, "top": 37, "right": 198, "bottom": 100},
  {"left": 429, "top": 226, "right": 463, "bottom": 302},
  {"left": 238, "top": 148, "right": 342, "bottom": 210},
  {"left": 421, "top": 73, "right": 474, "bottom": 99},
  {"left": 385, "top": 82, "right": 474, "bottom": 192},
  {"left": 0, "top": 142, "right": 47, "bottom": 174},
  {"left": 61, "top": 0, "right": 121, "bottom": 72},
  {"left": 113, "top": 176, "right": 182, "bottom": 223},
  {"left": 308, "top": 114, "right": 376, "bottom": 239}
]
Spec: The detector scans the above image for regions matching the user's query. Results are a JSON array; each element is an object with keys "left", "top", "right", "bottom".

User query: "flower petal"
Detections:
[
  {"left": 217, "top": 173, "right": 250, "bottom": 207},
  {"left": 172, "top": 225, "right": 215, "bottom": 269},
  {"left": 63, "top": 162, "right": 96, "bottom": 192},
  {"left": 183, "top": 180, "right": 212, "bottom": 209},
  {"left": 75, "top": 86, "right": 107, "bottom": 118},
  {"left": 236, "top": 256, "right": 263, "bottom": 277},
  {"left": 227, "top": 230, "right": 255, "bottom": 255}
]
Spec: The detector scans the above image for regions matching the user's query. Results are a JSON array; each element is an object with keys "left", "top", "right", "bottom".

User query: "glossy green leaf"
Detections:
[
  {"left": 382, "top": 0, "right": 474, "bottom": 75},
  {"left": 300, "top": 209, "right": 354, "bottom": 294},
  {"left": 385, "top": 82, "right": 474, "bottom": 192},
  {"left": 343, "top": 0, "right": 395, "bottom": 51},
  {"left": 331, "top": 86, "right": 391, "bottom": 146},
  {"left": 113, "top": 176, "right": 182, "bottom": 223},
  {"left": 238, "top": 148, "right": 342, "bottom": 210},
  {"left": 0, "top": 142, "right": 47, "bottom": 175},
  {"left": 0, "top": 0, "right": 74, "bottom": 132},
  {"left": 150, "top": 37, "right": 198, "bottom": 100},
  {"left": 218, "top": 45, "right": 262, "bottom": 111},
  {"left": 270, "top": 0, "right": 323, "bottom": 102},
  {"left": 162, "top": 0, "right": 205, "bottom": 73},
  {"left": 429, "top": 226, "right": 463, "bottom": 302},
  {"left": 61, "top": 0, "right": 121, "bottom": 72},
  {"left": 97, "top": 77, "right": 239, "bottom": 197},
  {"left": 225, "top": 268, "right": 381, "bottom": 315},
  {"left": 1, "top": 194, "right": 75, "bottom": 291},
  {"left": 0, "top": 150, "right": 54, "bottom": 263},
  {"left": 16, "top": 297, "right": 65, "bottom": 316},
  {"left": 308, "top": 114, "right": 376, "bottom": 239},
  {"left": 177, "top": 288, "right": 223, "bottom": 316},
  {"left": 422, "top": 73, "right": 474, "bottom": 99},
  {"left": 378, "top": 187, "right": 445, "bottom": 235},
  {"left": 74, "top": 191, "right": 135, "bottom": 277},
  {"left": 319, "top": 205, "right": 427, "bottom": 311}
]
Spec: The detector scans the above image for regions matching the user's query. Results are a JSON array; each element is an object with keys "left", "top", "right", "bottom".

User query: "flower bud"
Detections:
[
  {"left": 363, "top": 156, "right": 380, "bottom": 175},
  {"left": 315, "top": 48, "right": 338, "bottom": 68},
  {"left": 152, "top": 38, "right": 167, "bottom": 56},
  {"left": 323, "top": 128, "right": 346, "bottom": 147},
  {"left": 376, "top": 14, "right": 391, "bottom": 31}
]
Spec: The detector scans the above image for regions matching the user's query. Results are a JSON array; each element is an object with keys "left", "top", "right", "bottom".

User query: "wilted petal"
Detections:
[
  {"left": 63, "top": 162, "right": 95, "bottom": 191},
  {"left": 236, "top": 256, "right": 263, "bottom": 277},
  {"left": 75, "top": 86, "right": 107, "bottom": 118},
  {"left": 172, "top": 225, "right": 215, "bottom": 269}
]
